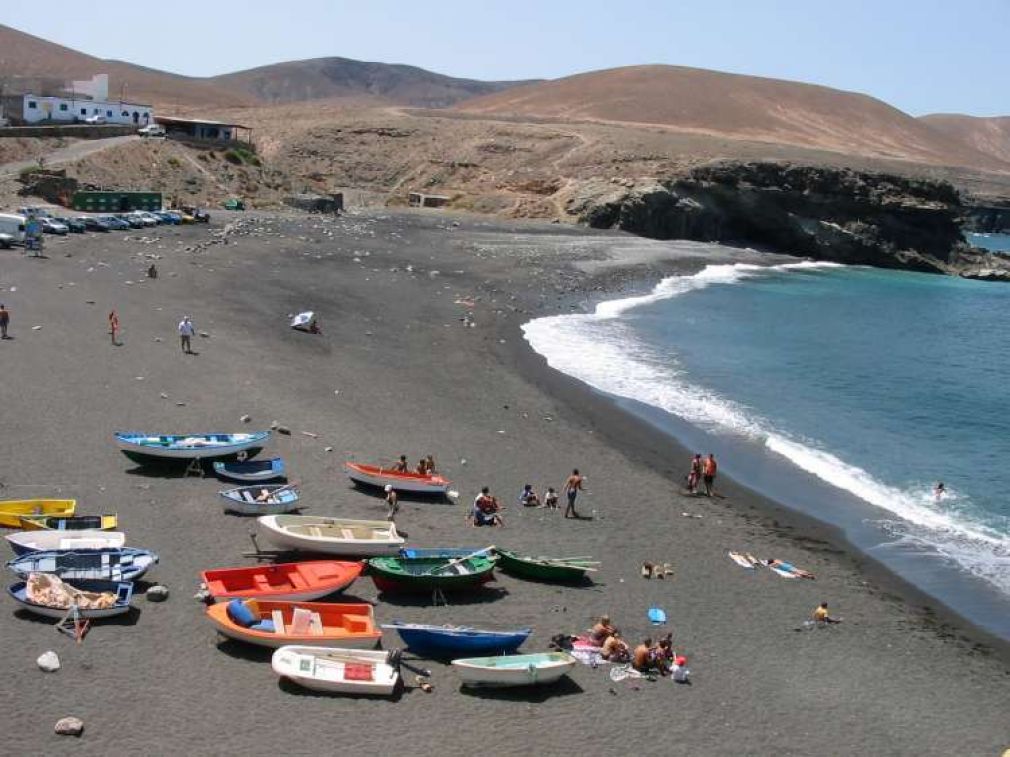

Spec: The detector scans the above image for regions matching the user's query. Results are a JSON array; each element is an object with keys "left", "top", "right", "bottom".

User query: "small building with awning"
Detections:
[{"left": 155, "top": 116, "right": 252, "bottom": 144}]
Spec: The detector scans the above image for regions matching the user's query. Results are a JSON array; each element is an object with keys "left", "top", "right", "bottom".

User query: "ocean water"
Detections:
[
  {"left": 523, "top": 261, "right": 1010, "bottom": 636},
  {"left": 966, "top": 231, "right": 1010, "bottom": 254}
]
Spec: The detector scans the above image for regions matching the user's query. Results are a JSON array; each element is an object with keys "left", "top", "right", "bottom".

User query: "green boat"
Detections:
[
  {"left": 366, "top": 554, "right": 497, "bottom": 593},
  {"left": 495, "top": 549, "right": 596, "bottom": 582}
]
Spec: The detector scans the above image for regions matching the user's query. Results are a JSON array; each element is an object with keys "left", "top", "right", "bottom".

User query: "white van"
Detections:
[
  {"left": 0, "top": 213, "right": 27, "bottom": 247},
  {"left": 138, "top": 124, "right": 166, "bottom": 138}
]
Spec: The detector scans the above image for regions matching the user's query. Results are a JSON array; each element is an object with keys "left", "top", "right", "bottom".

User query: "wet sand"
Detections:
[{"left": 0, "top": 210, "right": 1007, "bottom": 756}]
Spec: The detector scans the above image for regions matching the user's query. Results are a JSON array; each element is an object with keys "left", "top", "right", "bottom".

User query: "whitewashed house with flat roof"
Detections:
[{"left": 3, "top": 75, "right": 153, "bottom": 126}]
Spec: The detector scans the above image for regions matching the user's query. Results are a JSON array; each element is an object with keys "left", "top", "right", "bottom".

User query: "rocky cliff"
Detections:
[{"left": 569, "top": 162, "right": 1010, "bottom": 280}]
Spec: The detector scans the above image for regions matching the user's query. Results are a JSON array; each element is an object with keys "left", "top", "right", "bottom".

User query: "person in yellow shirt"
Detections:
[{"left": 813, "top": 602, "right": 842, "bottom": 624}]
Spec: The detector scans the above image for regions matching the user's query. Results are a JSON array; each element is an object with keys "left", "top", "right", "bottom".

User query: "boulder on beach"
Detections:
[
  {"left": 37, "top": 651, "right": 60, "bottom": 672},
  {"left": 54, "top": 717, "right": 83, "bottom": 736}
]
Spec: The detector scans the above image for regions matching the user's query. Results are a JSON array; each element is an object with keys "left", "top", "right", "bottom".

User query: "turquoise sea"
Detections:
[{"left": 524, "top": 257, "right": 1010, "bottom": 638}]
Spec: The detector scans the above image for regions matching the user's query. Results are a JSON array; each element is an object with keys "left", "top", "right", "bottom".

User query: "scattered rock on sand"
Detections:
[
  {"left": 54, "top": 717, "right": 83, "bottom": 736},
  {"left": 276, "top": 426, "right": 291, "bottom": 435},
  {"left": 146, "top": 585, "right": 169, "bottom": 602},
  {"left": 199, "top": 331, "right": 210, "bottom": 338},
  {"left": 37, "top": 651, "right": 60, "bottom": 672},
  {"left": 240, "top": 414, "right": 251, "bottom": 423}
]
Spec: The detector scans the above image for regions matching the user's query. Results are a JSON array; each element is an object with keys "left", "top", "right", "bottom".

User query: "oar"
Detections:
[{"left": 419, "top": 546, "right": 495, "bottom": 576}]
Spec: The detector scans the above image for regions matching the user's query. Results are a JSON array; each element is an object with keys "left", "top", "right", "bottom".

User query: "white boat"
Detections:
[
  {"left": 271, "top": 646, "right": 400, "bottom": 696},
  {"left": 6, "top": 529, "right": 126, "bottom": 556},
  {"left": 115, "top": 431, "right": 270, "bottom": 462},
  {"left": 219, "top": 484, "right": 301, "bottom": 516},
  {"left": 452, "top": 652, "right": 577, "bottom": 687},
  {"left": 7, "top": 574, "right": 134, "bottom": 619},
  {"left": 257, "top": 515, "right": 405, "bottom": 557},
  {"left": 344, "top": 462, "right": 451, "bottom": 495}
]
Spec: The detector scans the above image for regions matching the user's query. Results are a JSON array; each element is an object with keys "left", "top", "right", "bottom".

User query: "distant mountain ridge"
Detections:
[
  {"left": 208, "top": 57, "right": 536, "bottom": 108},
  {"left": 918, "top": 114, "right": 1010, "bottom": 166}
]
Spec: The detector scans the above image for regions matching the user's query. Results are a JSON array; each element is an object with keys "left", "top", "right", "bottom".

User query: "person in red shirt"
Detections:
[{"left": 703, "top": 454, "right": 718, "bottom": 497}]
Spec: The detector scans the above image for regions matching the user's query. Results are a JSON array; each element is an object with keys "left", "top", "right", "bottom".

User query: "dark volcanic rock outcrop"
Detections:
[{"left": 570, "top": 162, "right": 1010, "bottom": 279}]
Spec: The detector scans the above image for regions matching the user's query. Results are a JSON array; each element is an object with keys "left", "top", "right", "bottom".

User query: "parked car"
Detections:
[
  {"left": 100, "top": 216, "right": 130, "bottom": 230},
  {"left": 130, "top": 211, "right": 159, "bottom": 227},
  {"left": 17, "top": 206, "right": 51, "bottom": 219},
  {"left": 138, "top": 124, "right": 166, "bottom": 138},
  {"left": 182, "top": 206, "right": 210, "bottom": 223},
  {"left": 152, "top": 211, "right": 179, "bottom": 224},
  {"left": 79, "top": 216, "right": 112, "bottom": 232},
  {"left": 40, "top": 218, "right": 69, "bottom": 235},
  {"left": 53, "top": 217, "right": 86, "bottom": 233},
  {"left": 83, "top": 114, "right": 107, "bottom": 125},
  {"left": 0, "top": 213, "right": 27, "bottom": 245},
  {"left": 114, "top": 214, "right": 145, "bottom": 229},
  {"left": 0, "top": 232, "right": 14, "bottom": 249}
]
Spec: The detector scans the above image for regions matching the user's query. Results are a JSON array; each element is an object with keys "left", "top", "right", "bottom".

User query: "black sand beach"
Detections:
[{"left": 0, "top": 210, "right": 1007, "bottom": 756}]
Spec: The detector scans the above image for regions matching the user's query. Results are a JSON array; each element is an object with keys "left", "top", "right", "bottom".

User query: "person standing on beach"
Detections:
[
  {"left": 687, "top": 453, "right": 703, "bottom": 494},
  {"left": 384, "top": 485, "right": 399, "bottom": 521},
  {"left": 178, "top": 315, "right": 195, "bottom": 354},
  {"left": 563, "top": 468, "right": 583, "bottom": 519},
  {"left": 109, "top": 310, "right": 120, "bottom": 345},
  {"left": 0, "top": 303, "right": 9, "bottom": 340},
  {"left": 703, "top": 454, "right": 718, "bottom": 497}
]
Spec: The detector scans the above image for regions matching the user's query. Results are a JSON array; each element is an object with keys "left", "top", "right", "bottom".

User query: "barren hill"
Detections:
[
  {"left": 0, "top": 24, "right": 249, "bottom": 109},
  {"left": 918, "top": 114, "right": 1010, "bottom": 165},
  {"left": 457, "top": 65, "right": 1009, "bottom": 170},
  {"left": 209, "top": 58, "right": 532, "bottom": 108}
]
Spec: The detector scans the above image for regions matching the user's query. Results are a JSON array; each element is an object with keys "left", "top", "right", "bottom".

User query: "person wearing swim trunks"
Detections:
[
  {"left": 633, "top": 638, "right": 654, "bottom": 673},
  {"left": 601, "top": 631, "right": 630, "bottom": 662},
  {"left": 393, "top": 455, "right": 409, "bottom": 473},
  {"left": 563, "top": 468, "right": 583, "bottom": 519},
  {"left": 687, "top": 454, "right": 702, "bottom": 494},
  {"left": 703, "top": 454, "right": 718, "bottom": 496},
  {"left": 813, "top": 602, "right": 841, "bottom": 624},
  {"left": 590, "top": 615, "right": 616, "bottom": 644}
]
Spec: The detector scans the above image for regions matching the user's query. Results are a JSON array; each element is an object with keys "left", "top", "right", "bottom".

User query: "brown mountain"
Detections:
[
  {"left": 918, "top": 114, "right": 1010, "bottom": 165},
  {"left": 209, "top": 58, "right": 533, "bottom": 108},
  {"left": 457, "top": 65, "right": 1009, "bottom": 170},
  {"left": 0, "top": 24, "right": 249, "bottom": 109}
]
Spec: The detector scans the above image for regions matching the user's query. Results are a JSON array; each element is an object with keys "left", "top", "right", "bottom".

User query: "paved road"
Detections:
[{"left": 0, "top": 135, "right": 139, "bottom": 178}]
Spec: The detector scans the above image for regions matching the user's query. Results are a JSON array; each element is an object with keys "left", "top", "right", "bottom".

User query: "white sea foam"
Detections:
[{"left": 522, "top": 262, "right": 1010, "bottom": 594}]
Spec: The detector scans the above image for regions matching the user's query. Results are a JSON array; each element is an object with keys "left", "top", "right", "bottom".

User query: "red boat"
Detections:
[
  {"left": 201, "top": 561, "right": 362, "bottom": 602},
  {"left": 344, "top": 462, "right": 451, "bottom": 494}
]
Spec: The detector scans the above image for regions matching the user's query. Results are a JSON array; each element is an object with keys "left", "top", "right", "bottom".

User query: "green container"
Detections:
[{"left": 72, "top": 191, "right": 163, "bottom": 212}]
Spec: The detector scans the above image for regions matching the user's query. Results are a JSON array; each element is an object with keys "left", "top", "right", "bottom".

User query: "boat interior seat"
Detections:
[
  {"left": 309, "top": 527, "right": 324, "bottom": 538},
  {"left": 286, "top": 572, "right": 307, "bottom": 589},
  {"left": 342, "top": 614, "right": 370, "bottom": 632}
]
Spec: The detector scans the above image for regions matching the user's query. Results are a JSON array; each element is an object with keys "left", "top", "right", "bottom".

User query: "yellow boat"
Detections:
[
  {"left": 0, "top": 500, "right": 76, "bottom": 528},
  {"left": 18, "top": 513, "right": 118, "bottom": 531}
]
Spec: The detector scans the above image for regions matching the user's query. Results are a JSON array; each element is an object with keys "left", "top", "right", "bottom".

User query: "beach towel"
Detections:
[
  {"left": 728, "top": 551, "right": 759, "bottom": 569},
  {"left": 769, "top": 565, "right": 800, "bottom": 579}
]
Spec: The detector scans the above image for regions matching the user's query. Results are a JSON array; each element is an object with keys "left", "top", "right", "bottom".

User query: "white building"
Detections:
[{"left": 18, "top": 94, "right": 153, "bottom": 126}]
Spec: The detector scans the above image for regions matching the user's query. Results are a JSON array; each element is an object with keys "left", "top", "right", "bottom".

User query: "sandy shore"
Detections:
[{"left": 0, "top": 210, "right": 1007, "bottom": 756}]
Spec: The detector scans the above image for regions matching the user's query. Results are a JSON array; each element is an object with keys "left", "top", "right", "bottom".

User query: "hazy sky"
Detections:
[{"left": 4, "top": 0, "right": 1008, "bottom": 116}]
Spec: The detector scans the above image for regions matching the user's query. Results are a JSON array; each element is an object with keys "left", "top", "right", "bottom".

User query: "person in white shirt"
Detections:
[
  {"left": 672, "top": 655, "right": 691, "bottom": 683},
  {"left": 178, "top": 316, "right": 195, "bottom": 354}
]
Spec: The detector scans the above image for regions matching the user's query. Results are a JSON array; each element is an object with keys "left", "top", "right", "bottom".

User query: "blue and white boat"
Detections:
[
  {"left": 220, "top": 484, "right": 301, "bottom": 516},
  {"left": 382, "top": 621, "right": 531, "bottom": 657},
  {"left": 7, "top": 548, "right": 159, "bottom": 581},
  {"left": 6, "top": 529, "right": 125, "bottom": 556},
  {"left": 213, "top": 458, "right": 286, "bottom": 483},
  {"left": 8, "top": 575, "right": 134, "bottom": 619},
  {"left": 114, "top": 431, "right": 270, "bottom": 464}
]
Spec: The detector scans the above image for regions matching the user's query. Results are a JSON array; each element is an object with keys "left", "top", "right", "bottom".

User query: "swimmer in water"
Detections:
[{"left": 934, "top": 482, "right": 946, "bottom": 501}]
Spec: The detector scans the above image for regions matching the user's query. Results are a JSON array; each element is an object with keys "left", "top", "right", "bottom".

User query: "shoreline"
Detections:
[{"left": 498, "top": 260, "right": 1010, "bottom": 659}]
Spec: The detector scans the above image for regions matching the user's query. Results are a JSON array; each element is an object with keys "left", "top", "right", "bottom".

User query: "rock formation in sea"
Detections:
[{"left": 569, "top": 162, "right": 1010, "bottom": 281}]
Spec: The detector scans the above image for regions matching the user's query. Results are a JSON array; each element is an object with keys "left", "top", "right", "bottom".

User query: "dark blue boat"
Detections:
[
  {"left": 382, "top": 621, "right": 531, "bottom": 657},
  {"left": 6, "top": 548, "right": 159, "bottom": 582}
]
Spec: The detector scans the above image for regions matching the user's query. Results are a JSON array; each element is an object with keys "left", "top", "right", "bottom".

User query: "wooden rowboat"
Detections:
[
  {"left": 115, "top": 431, "right": 269, "bottom": 463},
  {"left": 345, "top": 462, "right": 451, "bottom": 495},
  {"left": 452, "top": 652, "right": 577, "bottom": 687},
  {"left": 18, "top": 514, "right": 118, "bottom": 531},
  {"left": 6, "top": 530, "right": 126, "bottom": 557},
  {"left": 366, "top": 553, "right": 496, "bottom": 593},
  {"left": 213, "top": 458, "right": 286, "bottom": 483},
  {"left": 257, "top": 515, "right": 404, "bottom": 556},
  {"left": 206, "top": 599, "right": 382, "bottom": 649},
  {"left": 7, "top": 548, "right": 158, "bottom": 582},
  {"left": 495, "top": 548, "right": 596, "bottom": 583},
  {"left": 8, "top": 574, "right": 134, "bottom": 619},
  {"left": 382, "top": 621, "right": 530, "bottom": 657},
  {"left": 219, "top": 485, "right": 301, "bottom": 516},
  {"left": 0, "top": 499, "right": 76, "bottom": 528},
  {"left": 272, "top": 646, "right": 400, "bottom": 696},
  {"left": 201, "top": 561, "right": 362, "bottom": 602}
]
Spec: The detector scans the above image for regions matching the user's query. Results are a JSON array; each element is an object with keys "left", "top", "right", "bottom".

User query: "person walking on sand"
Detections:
[
  {"left": 687, "top": 453, "right": 703, "bottom": 494},
  {"left": 562, "top": 468, "right": 583, "bottom": 519},
  {"left": 0, "top": 303, "right": 9, "bottom": 340},
  {"left": 703, "top": 454, "right": 718, "bottom": 497},
  {"left": 178, "top": 315, "right": 195, "bottom": 354},
  {"left": 384, "top": 485, "right": 399, "bottom": 521},
  {"left": 109, "top": 310, "right": 120, "bottom": 345}
]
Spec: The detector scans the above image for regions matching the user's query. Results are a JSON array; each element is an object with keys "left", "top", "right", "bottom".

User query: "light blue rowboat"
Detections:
[
  {"left": 451, "top": 652, "right": 577, "bottom": 687},
  {"left": 213, "top": 458, "right": 286, "bottom": 483},
  {"left": 7, "top": 548, "right": 159, "bottom": 581},
  {"left": 115, "top": 431, "right": 270, "bottom": 463}
]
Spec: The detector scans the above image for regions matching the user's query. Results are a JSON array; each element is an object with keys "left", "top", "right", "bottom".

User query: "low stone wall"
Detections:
[{"left": 0, "top": 125, "right": 136, "bottom": 139}]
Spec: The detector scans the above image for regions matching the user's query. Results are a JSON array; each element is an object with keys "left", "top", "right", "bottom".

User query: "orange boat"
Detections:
[
  {"left": 201, "top": 561, "right": 362, "bottom": 603},
  {"left": 206, "top": 599, "right": 382, "bottom": 649},
  {"left": 344, "top": 462, "right": 450, "bottom": 494}
]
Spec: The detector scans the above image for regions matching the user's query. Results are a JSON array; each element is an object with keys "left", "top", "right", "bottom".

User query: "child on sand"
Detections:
[
  {"left": 813, "top": 602, "right": 842, "bottom": 624},
  {"left": 544, "top": 487, "right": 558, "bottom": 509}
]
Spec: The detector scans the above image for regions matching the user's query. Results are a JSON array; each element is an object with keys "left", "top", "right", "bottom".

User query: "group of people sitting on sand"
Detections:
[
  {"left": 393, "top": 454, "right": 437, "bottom": 476},
  {"left": 590, "top": 615, "right": 690, "bottom": 682},
  {"left": 468, "top": 470, "right": 585, "bottom": 527},
  {"left": 470, "top": 487, "right": 505, "bottom": 527}
]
